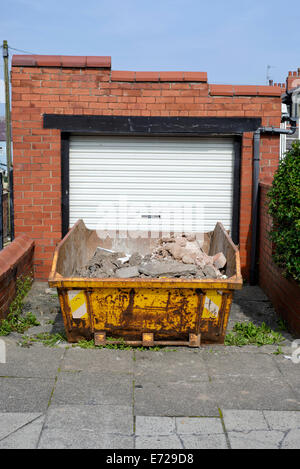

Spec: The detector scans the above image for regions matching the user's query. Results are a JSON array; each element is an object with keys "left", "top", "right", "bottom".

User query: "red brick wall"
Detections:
[
  {"left": 258, "top": 183, "right": 300, "bottom": 335},
  {"left": 10, "top": 56, "right": 283, "bottom": 280},
  {"left": 0, "top": 235, "right": 34, "bottom": 319}
]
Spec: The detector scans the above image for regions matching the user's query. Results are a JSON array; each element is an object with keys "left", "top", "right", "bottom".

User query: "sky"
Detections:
[{"left": 0, "top": 0, "right": 299, "bottom": 109}]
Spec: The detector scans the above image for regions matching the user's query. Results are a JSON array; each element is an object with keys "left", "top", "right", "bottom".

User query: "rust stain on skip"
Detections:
[{"left": 121, "top": 288, "right": 135, "bottom": 324}]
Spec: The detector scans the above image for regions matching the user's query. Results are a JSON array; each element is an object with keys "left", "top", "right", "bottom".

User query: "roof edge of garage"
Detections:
[
  {"left": 11, "top": 55, "right": 285, "bottom": 95},
  {"left": 209, "top": 83, "right": 285, "bottom": 97},
  {"left": 11, "top": 55, "right": 207, "bottom": 82},
  {"left": 11, "top": 55, "right": 112, "bottom": 68},
  {"left": 111, "top": 71, "right": 208, "bottom": 82}
]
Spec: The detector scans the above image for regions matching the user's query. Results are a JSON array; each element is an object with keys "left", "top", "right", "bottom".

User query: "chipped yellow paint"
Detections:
[
  {"left": 57, "top": 284, "right": 235, "bottom": 343},
  {"left": 58, "top": 285, "right": 235, "bottom": 342},
  {"left": 51, "top": 278, "right": 241, "bottom": 290},
  {"left": 89, "top": 287, "right": 203, "bottom": 334}
]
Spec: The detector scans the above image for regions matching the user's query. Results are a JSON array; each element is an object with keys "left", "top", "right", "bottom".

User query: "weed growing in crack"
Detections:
[{"left": 19, "top": 332, "right": 67, "bottom": 347}]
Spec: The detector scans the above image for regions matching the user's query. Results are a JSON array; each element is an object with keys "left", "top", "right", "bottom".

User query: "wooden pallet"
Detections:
[{"left": 94, "top": 332, "right": 201, "bottom": 348}]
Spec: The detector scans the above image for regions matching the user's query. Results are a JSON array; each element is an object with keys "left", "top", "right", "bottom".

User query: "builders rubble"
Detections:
[{"left": 75, "top": 233, "right": 227, "bottom": 279}]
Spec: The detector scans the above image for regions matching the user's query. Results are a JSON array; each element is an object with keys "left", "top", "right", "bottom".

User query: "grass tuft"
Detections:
[
  {"left": 225, "top": 321, "right": 284, "bottom": 347},
  {"left": 0, "top": 275, "right": 39, "bottom": 336}
]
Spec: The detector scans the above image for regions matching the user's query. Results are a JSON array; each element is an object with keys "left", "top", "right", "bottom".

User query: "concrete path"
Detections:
[{"left": 0, "top": 283, "right": 299, "bottom": 449}]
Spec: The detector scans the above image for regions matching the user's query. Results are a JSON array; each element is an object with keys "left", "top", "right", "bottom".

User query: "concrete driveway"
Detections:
[{"left": 0, "top": 283, "right": 299, "bottom": 449}]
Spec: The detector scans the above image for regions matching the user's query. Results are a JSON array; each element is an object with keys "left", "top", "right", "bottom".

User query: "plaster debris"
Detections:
[
  {"left": 118, "top": 255, "right": 131, "bottom": 264},
  {"left": 213, "top": 252, "right": 227, "bottom": 270},
  {"left": 138, "top": 260, "right": 198, "bottom": 278},
  {"left": 115, "top": 266, "right": 140, "bottom": 278},
  {"left": 74, "top": 233, "right": 227, "bottom": 279}
]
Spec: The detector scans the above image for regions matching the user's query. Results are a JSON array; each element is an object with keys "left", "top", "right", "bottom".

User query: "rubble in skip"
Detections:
[{"left": 74, "top": 233, "right": 228, "bottom": 279}]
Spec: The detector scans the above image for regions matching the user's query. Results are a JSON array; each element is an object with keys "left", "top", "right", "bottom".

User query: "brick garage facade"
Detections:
[
  {"left": 11, "top": 55, "right": 283, "bottom": 280},
  {"left": 258, "top": 183, "right": 300, "bottom": 335}
]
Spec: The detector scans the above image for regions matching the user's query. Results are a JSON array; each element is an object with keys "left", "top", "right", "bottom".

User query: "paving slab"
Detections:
[
  {"left": 272, "top": 355, "right": 300, "bottom": 383},
  {"left": 43, "top": 404, "right": 133, "bottom": 434},
  {"left": 281, "top": 429, "right": 300, "bottom": 449},
  {"left": 39, "top": 431, "right": 134, "bottom": 449},
  {"left": 210, "top": 377, "right": 300, "bottom": 411},
  {"left": 181, "top": 434, "right": 228, "bottom": 449},
  {"left": 136, "top": 416, "right": 175, "bottom": 435},
  {"left": 133, "top": 416, "right": 227, "bottom": 449},
  {"left": 264, "top": 357, "right": 300, "bottom": 401},
  {"left": 0, "top": 412, "right": 43, "bottom": 440},
  {"left": 134, "top": 350, "right": 209, "bottom": 383},
  {"left": 263, "top": 411, "right": 300, "bottom": 431},
  {"left": 0, "top": 377, "right": 55, "bottom": 412},
  {"left": 134, "top": 381, "right": 219, "bottom": 417},
  {"left": 38, "top": 405, "right": 133, "bottom": 449},
  {"left": 0, "top": 415, "right": 45, "bottom": 449},
  {"left": 51, "top": 372, "right": 133, "bottom": 406},
  {"left": 203, "top": 344, "right": 281, "bottom": 355},
  {"left": 0, "top": 342, "right": 63, "bottom": 378},
  {"left": 175, "top": 416, "right": 224, "bottom": 435},
  {"left": 203, "top": 350, "right": 282, "bottom": 379},
  {"left": 223, "top": 410, "right": 300, "bottom": 449},
  {"left": 136, "top": 435, "right": 183, "bottom": 449},
  {"left": 222, "top": 410, "right": 269, "bottom": 432},
  {"left": 227, "top": 430, "right": 285, "bottom": 449},
  {"left": 61, "top": 348, "right": 134, "bottom": 374}
]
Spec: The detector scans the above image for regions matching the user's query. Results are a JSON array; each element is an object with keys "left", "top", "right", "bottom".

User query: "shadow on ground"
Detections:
[{"left": 229, "top": 285, "right": 295, "bottom": 342}]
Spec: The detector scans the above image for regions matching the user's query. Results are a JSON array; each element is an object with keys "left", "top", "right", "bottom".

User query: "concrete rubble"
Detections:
[{"left": 75, "top": 233, "right": 228, "bottom": 279}]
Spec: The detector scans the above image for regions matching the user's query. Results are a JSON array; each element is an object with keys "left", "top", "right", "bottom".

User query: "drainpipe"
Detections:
[{"left": 249, "top": 116, "right": 297, "bottom": 285}]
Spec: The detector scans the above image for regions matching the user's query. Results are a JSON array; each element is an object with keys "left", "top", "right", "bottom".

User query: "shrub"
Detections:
[{"left": 268, "top": 141, "right": 300, "bottom": 282}]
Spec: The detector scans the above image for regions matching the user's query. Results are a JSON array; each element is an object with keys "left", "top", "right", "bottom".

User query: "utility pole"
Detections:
[{"left": 2, "top": 40, "right": 12, "bottom": 241}]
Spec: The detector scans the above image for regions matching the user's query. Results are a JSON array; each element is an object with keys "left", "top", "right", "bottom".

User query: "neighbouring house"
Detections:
[
  {"left": 280, "top": 69, "right": 300, "bottom": 158},
  {"left": 257, "top": 68, "right": 300, "bottom": 335},
  {"left": 11, "top": 54, "right": 285, "bottom": 280}
]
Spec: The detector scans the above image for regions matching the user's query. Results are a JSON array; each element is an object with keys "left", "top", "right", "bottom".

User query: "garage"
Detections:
[
  {"left": 12, "top": 53, "right": 282, "bottom": 279},
  {"left": 69, "top": 135, "right": 235, "bottom": 235}
]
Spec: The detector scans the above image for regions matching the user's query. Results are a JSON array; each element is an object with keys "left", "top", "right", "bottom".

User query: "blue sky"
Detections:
[{"left": 0, "top": 0, "right": 299, "bottom": 91}]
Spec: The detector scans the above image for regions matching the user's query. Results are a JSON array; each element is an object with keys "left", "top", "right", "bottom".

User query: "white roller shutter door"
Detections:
[{"left": 69, "top": 136, "right": 234, "bottom": 233}]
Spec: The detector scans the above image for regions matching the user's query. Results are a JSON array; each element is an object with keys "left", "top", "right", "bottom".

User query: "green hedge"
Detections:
[{"left": 268, "top": 141, "right": 300, "bottom": 283}]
